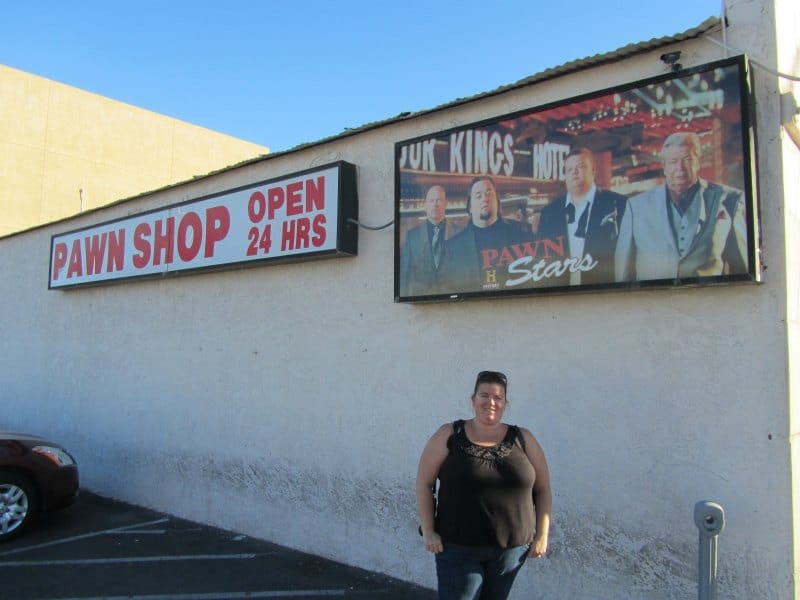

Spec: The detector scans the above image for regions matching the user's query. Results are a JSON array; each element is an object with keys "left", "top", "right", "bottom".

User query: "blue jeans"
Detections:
[{"left": 435, "top": 542, "right": 530, "bottom": 600}]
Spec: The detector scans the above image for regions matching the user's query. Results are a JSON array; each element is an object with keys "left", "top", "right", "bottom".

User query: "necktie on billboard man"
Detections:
[
  {"left": 575, "top": 203, "right": 590, "bottom": 239},
  {"left": 565, "top": 203, "right": 589, "bottom": 238},
  {"left": 432, "top": 225, "right": 442, "bottom": 269}
]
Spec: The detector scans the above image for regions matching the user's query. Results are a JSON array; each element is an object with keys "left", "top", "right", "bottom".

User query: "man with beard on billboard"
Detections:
[
  {"left": 536, "top": 147, "right": 627, "bottom": 287},
  {"left": 445, "top": 176, "right": 532, "bottom": 293}
]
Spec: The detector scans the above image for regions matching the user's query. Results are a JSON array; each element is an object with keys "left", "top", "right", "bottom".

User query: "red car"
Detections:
[{"left": 0, "top": 432, "right": 79, "bottom": 541}]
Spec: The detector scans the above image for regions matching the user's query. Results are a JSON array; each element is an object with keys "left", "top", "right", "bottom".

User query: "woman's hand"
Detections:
[
  {"left": 422, "top": 530, "right": 444, "bottom": 554},
  {"left": 528, "top": 535, "right": 548, "bottom": 558}
]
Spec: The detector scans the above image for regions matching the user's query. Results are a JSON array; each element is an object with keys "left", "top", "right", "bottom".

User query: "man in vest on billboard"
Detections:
[{"left": 614, "top": 132, "right": 748, "bottom": 282}]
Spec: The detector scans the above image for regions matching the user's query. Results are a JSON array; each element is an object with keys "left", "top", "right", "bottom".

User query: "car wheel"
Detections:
[{"left": 0, "top": 472, "right": 38, "bottom": 542}]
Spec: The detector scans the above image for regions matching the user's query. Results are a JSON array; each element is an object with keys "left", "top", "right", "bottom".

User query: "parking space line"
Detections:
[
  {"left": 113, "top": 529, "right": 168, "bottom": 535},
  {"left": 40, "top": 591, "right": 346, "bottom": 599},
  {"left": 0, "top": 518, "right": 169, "bottom": 557},
  {"left": 0, "top": 552, "right": 260, "bottom": 567}
]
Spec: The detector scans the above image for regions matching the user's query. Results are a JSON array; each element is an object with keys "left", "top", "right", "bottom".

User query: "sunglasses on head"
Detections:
[{"left": 476, "top": 370, "right": 507, "bottom": 384}]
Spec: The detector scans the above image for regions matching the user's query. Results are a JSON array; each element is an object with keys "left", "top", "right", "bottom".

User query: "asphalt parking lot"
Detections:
[{"left": 0, "top": 491, "right": 435, "bottom": 600}]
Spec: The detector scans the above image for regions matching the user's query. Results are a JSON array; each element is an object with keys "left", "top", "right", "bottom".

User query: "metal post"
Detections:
[{"left": 694, "top": 500, "right": 725, "bottom": 600}]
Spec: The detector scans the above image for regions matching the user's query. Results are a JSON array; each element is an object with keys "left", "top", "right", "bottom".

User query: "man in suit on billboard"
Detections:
[
  {"left": 536, "top": 147, "right": 627, "bottom": 286},
  {"left": 399, "top": 185, "right": 460, "bottom": 297},
  {"left": 614, "top": 132, "right": 748, "bottom": 282}
]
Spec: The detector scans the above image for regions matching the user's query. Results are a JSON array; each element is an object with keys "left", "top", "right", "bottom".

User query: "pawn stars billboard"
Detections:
[{"left": 394, "top": 56, "right": 761, "bottom": 302}]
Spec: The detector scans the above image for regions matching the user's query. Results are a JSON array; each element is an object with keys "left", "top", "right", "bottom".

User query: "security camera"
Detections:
[{"left": 660, "top": 51, "right": 682, "bottom": 72}]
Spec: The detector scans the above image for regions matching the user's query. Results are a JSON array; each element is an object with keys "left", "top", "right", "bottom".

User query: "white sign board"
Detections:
[{"left": 50, "top": 162, "right": 358, "bottom": 289}]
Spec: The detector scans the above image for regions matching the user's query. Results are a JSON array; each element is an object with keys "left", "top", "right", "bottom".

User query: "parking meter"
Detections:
[{"left": 694, "top": 501, "right": 725, "bottom": 600}]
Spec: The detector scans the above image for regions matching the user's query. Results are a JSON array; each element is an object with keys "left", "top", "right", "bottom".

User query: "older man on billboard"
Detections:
[{"left": 614, "top": 132, "right": 748, "bottom": 282}]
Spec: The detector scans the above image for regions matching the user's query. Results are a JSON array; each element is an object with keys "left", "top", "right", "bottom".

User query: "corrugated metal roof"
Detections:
[
  {"left": 154, "top": 17, "right": 724, "bottom": 176},
  {"left": 276, "top": 16, "right": 723, "bottom": 155},
  {"left": 460, "top": 17, "right": 721, "bottom": 105}
]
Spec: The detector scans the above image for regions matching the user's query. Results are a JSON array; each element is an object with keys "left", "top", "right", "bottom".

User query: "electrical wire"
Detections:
[
  {"left": 347, "top": 217, "right": 393, "bottom": 231},
  {"left": 704, "top": 35, "right": 800, "bottom": 82}
]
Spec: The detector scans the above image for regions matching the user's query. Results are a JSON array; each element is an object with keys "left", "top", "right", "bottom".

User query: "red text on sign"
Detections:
[
  {"left": 282, "top": 215, "right": 327, "bottom": 251},
  {"left": 480, "top": 238, "right": 565, "bottom": 269},
  {"left": 247, "top": 225, "right": 272, "bottom": 256},
  {"left": 247, "top": 176, "right": 325, "bottom": 223},
  {"left": 132, "top": 206, "right": 230, "bottom": 269},
  {"left": 52, "top": 229, "right": 126, "bottom": 280}
]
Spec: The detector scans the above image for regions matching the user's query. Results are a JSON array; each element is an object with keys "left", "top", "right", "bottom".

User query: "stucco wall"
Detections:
[
  {"left": 1, "top": 6, "right": 795, "bottom": 599},
  {"left": 774, "top": 0, "right": 800, "bottom": 591}
]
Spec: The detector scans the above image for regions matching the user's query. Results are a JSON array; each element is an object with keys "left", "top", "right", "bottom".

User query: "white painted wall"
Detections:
[
  {"left": 1, "top": 2, "right": 796, "bottom": 598},
  {"left": 774, "top": 0, "right": 800, "bottom": 592}
]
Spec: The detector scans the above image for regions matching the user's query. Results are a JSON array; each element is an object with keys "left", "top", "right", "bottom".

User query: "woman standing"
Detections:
[{"left": 416, "top": 370, "right": 551, "bottom": 599}]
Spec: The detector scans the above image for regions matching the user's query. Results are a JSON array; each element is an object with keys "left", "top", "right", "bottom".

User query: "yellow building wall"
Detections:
[{"left": 0, "top": 64, "right": 268, "bottom": 237}]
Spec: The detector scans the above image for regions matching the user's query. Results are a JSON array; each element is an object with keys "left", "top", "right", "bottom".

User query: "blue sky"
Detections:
[{"left": 2, "top": 1, "right": 722, "bottom": 152}]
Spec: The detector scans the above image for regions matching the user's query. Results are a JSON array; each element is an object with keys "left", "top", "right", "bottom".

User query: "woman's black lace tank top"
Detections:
[{"left": 435, "top": 419, "right": 536, "bottom": 548}]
